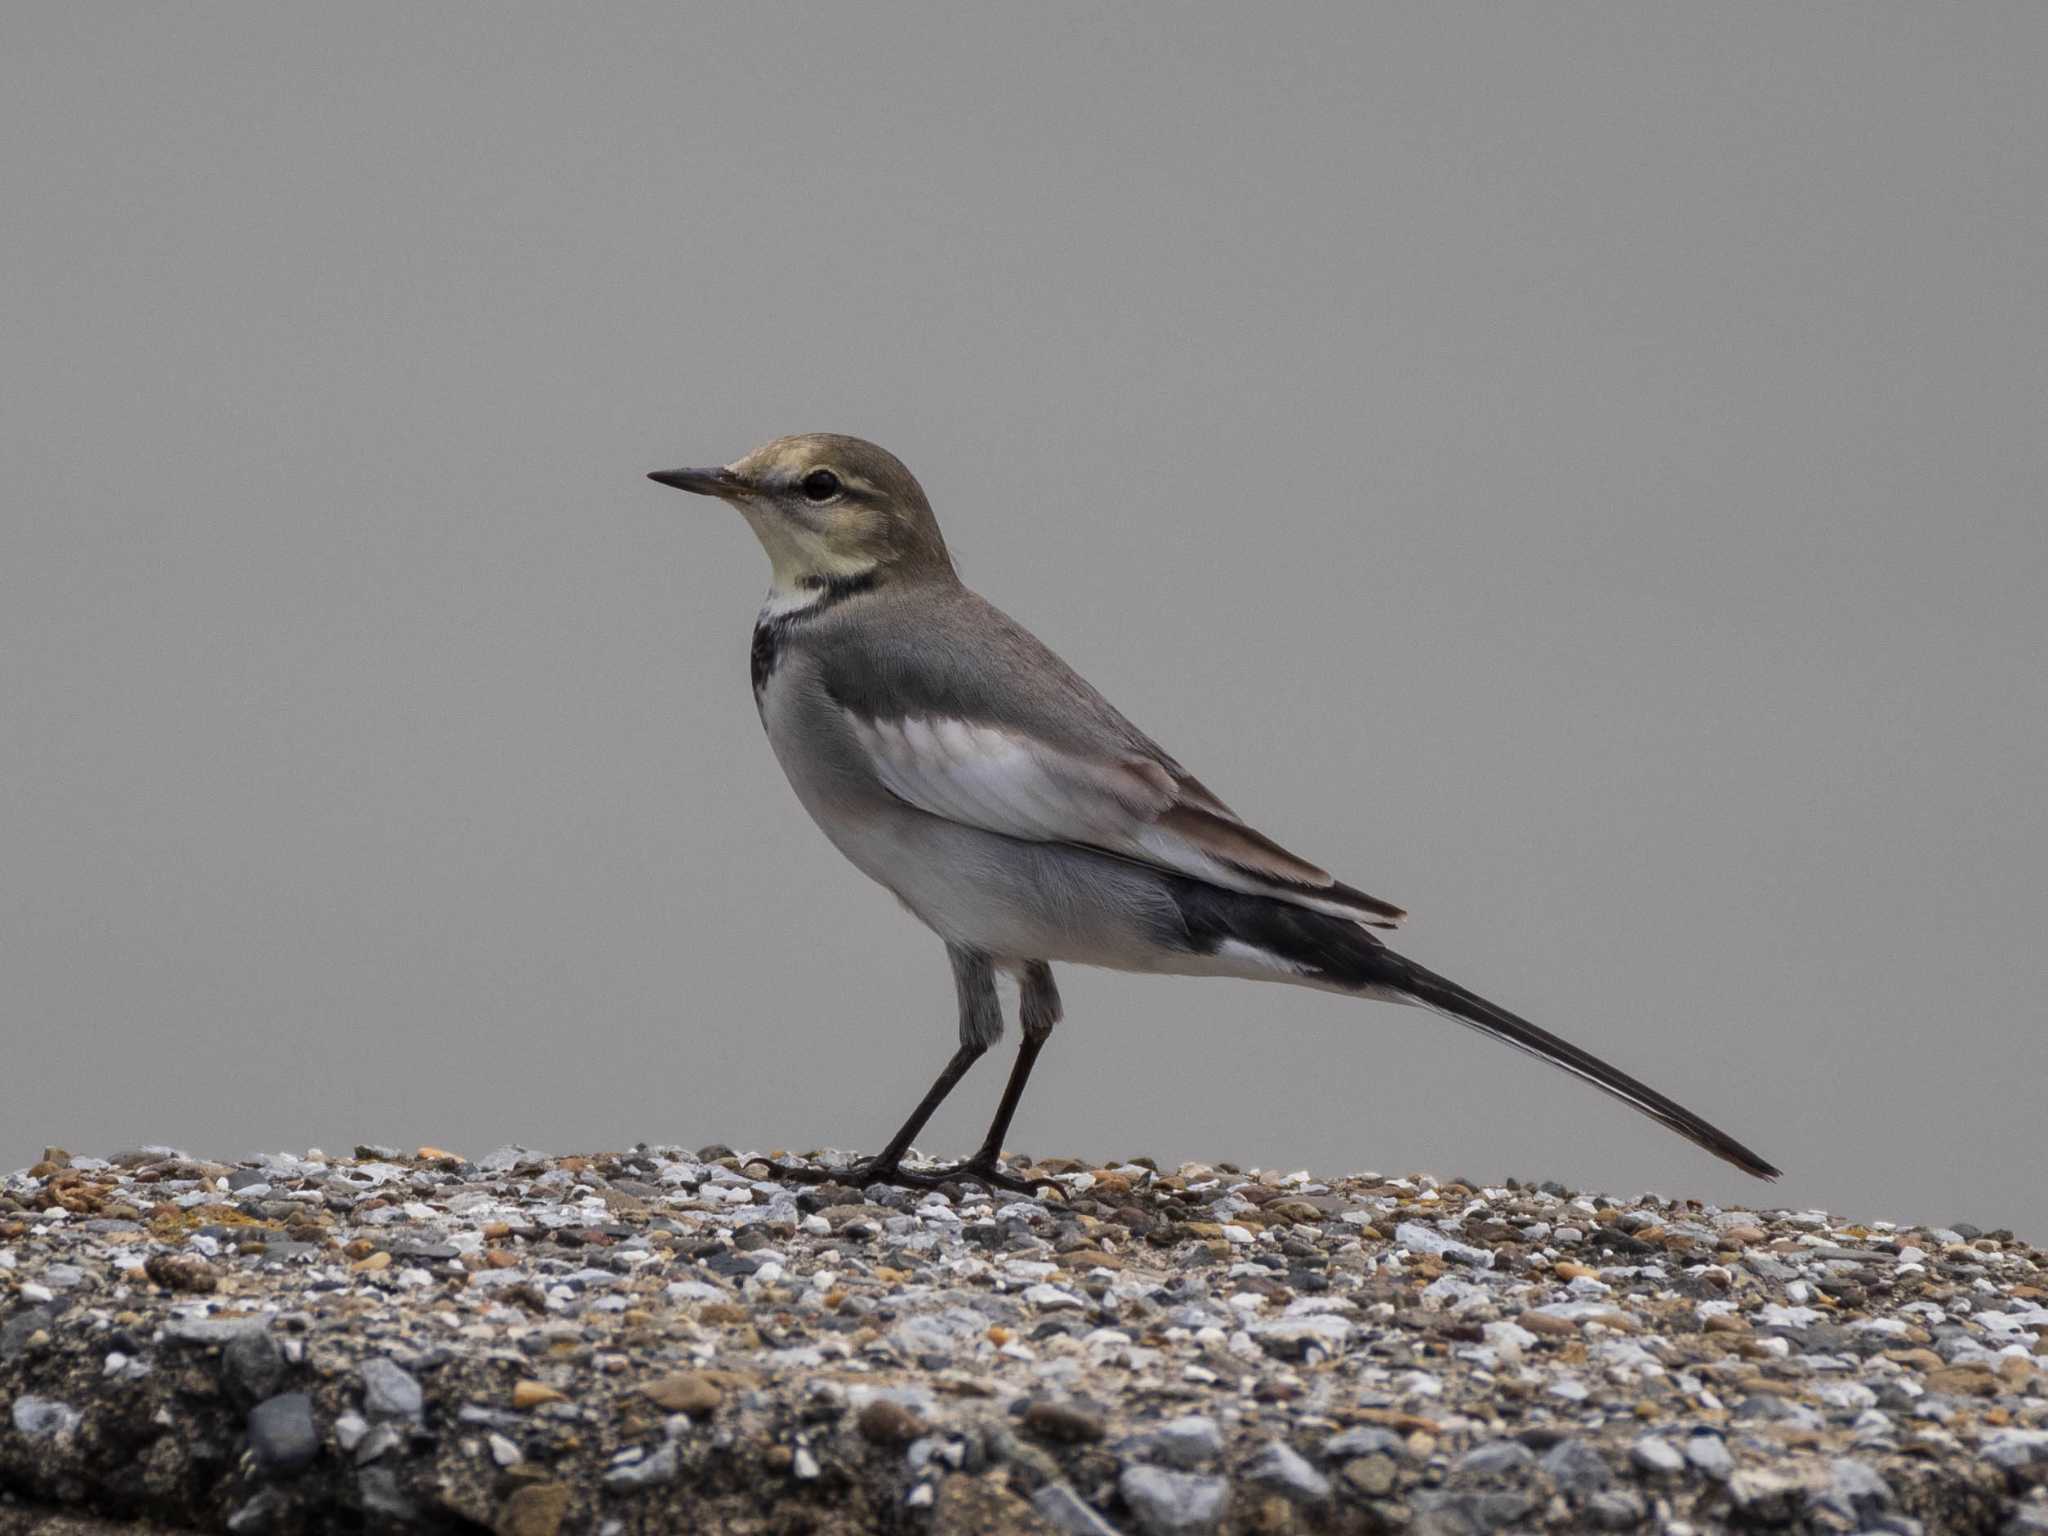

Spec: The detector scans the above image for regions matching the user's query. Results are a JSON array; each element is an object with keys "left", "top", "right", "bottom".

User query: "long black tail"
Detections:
[{"left": 1166, "top": 878, "right": 1782, "bottom": 1180}]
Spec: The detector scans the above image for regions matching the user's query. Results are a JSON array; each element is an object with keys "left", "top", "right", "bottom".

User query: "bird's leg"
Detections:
[
  {"left": 919, "top": 961, "right": 1063, "bottom": 1196},
  {"left": 748, "top": 945, "right": 1001, "bottom": 1190}
]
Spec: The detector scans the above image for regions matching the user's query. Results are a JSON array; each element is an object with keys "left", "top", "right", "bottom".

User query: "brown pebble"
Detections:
[
  {"left": 351, "top": 1250, "right": 392, "bottom": 1272},
  {"left": 857, "top": 1398, "right": 926, "bottom": 1444},
  {"left": 1925, "top": 1366, "right": 1999, "bottom": 1397},
  {"left": 1521, "top": 1312, "right": 1577, "bottom": 1337},
  {"left": 1343, "top": 1454, "right": 1400, "bottom": 1497},
  {"left": 495, "top": 1482, "right": 571, "bottom": 1536},
  {"left": 142, "top": 1252, "right": 218, "bottom": 1294},
  {"left": 639, "top": 1372, "right": 722, "bottom": 1416},
  {"left": 1023, "top": 1398, "right": 1107, "bottom": 1442},
  {"left": 513, "top": 1380, "right": 568, "bottom": 1409}
]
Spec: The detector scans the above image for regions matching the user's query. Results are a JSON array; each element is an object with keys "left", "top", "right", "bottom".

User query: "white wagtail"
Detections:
[{"left": 649, "top": 435, "right": 1779, "bottom": 1192}]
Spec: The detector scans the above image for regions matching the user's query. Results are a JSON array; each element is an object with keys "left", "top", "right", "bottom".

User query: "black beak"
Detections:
[{"left": 647, "top": 466, "right": 746, "bottom": 499}]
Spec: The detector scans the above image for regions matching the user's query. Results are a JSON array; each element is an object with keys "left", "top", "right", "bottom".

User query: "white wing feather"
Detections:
[{"left": 845, "top": 713, "right": 1404, "bottom": 926}]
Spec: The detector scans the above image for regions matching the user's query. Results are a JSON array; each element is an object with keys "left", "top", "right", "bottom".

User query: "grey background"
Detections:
[{"left": 5, "top": 6, "right": 2044, "bottom": 1237}]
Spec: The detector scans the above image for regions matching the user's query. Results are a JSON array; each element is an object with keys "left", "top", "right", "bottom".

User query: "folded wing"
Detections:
[{"left": 845, "top": 712, "right": 1406, "bottom": 927}]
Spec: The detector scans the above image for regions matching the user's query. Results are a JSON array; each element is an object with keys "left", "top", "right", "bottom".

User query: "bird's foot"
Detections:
[
  {"left": 910, "top": 1153, "right": 1054, "bottom": 1197},
  {"left": 743, "top": 1152, "right": 1054, "bottom": 1198}
]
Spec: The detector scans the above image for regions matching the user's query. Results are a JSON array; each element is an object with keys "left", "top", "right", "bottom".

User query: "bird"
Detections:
[{"left": 648, "top": 434, "right": 1780, "bottom": 1193}]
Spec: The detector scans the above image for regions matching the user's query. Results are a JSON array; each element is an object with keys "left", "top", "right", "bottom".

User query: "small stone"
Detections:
[
  {"left": 334, "top": 1412, "right": 369, "bottom": 1452},
  {"left": 495, "top": 1482, "right": 571, "bottom": 1536},
  {"left": 858, "top": 1398, "right": 926, "bottom": 1444},
  {"left": 144, "top": 1251, "right": 219, "bottom": 1293},
  {"left": 489, "top": 1431, "right": 523, "bottom": 1467},
  {"left": 1587, "top": 1489, "right": 1645, "bottom": 1530},
  {"left": 359, "top": 1357, "right": 423, "bottom": 1419},
  {"left": 1118, "top": 1464, "right": 1229, "bottom": 1535},
  {"left": 1324, "top": 1426, "right": 1408, "bottom": 1461},
  {"left": 1684, "top": 1430, "right": 1734, "bottom": 1480},
  {"left": 1456, "top": 1440, "right": 1534, "bottom": 1478},
  {"left": 1032, "top": 1482, "right": 1123, "bottom": 1536},
  {"left": 603, "top": 1443, "right": 678, "bottom": 1488},
  {"left": 1727, "top": 1468, "right": 1805, "bottom": 1523},
  {"left": 225, "top": 1488, "right": 288, "bottom": 1534},
  {"left": 163, "top": 1316, "right": 270, "bottom": 1347},
  {"left": 10, "top": 1394, "right": 81, "bottom": 1439},
  {"left": 1981, "top": 1430, "right": 2048, "bottom": 1472},
  {"left": 1023, "top": 1282, "right": 1087, "bottom": 1310},
  {"left": 1539, "top": 1438, "right": 1610, "bottom": 1497},
  {"left": 1816, "top": 1457, "right": 1891, "bottom": 1521},
  {"left": 359, "top": 1466, "right": 416, "bottom": 1522},
  {"left": 353, "top": 1423, "right": 404, "bottom": 1465},
  {"left": 514, "top": 1379, "right": 568, "bottom": 1409},
  {"left": 1146, "top": 1415, "right": 1225, "bottom": 1468},
  {"left": 1393, "top": 1222, "right": 1493, "bottom": 1268},
  {"left": 1629, "top": 1435, "right": 1684, "bottom": 1476},
  {"left": 1249, "top": 1313, "right": 1353, "bottom": 1359},
  {"left": 248, "top": 1392, "right": 319, "bottom": 1476},
  {"left": 1343, "top": 1454, "right": 1400, "bottom": 1498},
  {"left": 1246, "top": 1439, "right": 1331, "bottom": 1502},
  {"left": 224, "top": 1325, "right": 285, "bottom": 1404},
  {"left": 639, "top": 1371, "right": 721, "bottom": 1416},
  {"left": 1026, "top": 1398, "right": 1108, "bottom": 1443}
]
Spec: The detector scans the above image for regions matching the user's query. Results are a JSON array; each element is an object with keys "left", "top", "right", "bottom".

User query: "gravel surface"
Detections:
[{"left": 3, "top": 1143, "right": 2045, "bottom": 1534}]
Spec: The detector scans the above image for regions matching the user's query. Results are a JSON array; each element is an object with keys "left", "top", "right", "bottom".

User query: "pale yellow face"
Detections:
[
  {"left": 650, "top": 432, "right": 949, "bottom": 595},
  {"left": 722, "top": 436, "right": 900, "bottom": 594}
]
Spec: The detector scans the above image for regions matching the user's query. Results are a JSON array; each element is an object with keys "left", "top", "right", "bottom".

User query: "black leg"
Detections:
[
  {"left": 870, "top": 1040, "right": 986, "bottom": 1168},
  {"left": 748, "top": 945, "right": 1005, "bottom": 1191},
  {"left": 967, "top": 960, "right": 1061, "bottom": 1168}
]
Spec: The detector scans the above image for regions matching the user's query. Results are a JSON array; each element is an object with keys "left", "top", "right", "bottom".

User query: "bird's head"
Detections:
[{"left": 649, "top": 434, "right": 952, "bottom": 595}]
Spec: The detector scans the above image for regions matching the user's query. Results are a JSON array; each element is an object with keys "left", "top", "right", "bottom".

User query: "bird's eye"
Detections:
[{"left": 801, "top": 469, "right": 842, "bottom": 502}]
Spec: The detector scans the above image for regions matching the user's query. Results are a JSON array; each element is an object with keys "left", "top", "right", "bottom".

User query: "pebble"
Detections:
[
  {"left": 639, "top": 1370, "right": 722, "bottom": 1416},
  {"left": 1684, "top": 1430, "right": 1735, "bottom": 1480},
  {"left": 1032, "top": 1490, "right": 1130, "bottom": 1536},
  {"left": 223, "top": 1325, "right": 284, "bottom": 1404},
  {"left": 1118, "top": 1464, "right": 1230, "bottom": 1535},
  {"left": 1539, "top": 1437, "right": 1612, "bottom": 1496},
  {"left": 3, "top": 1142, "right": 2045, "bottom": 1531},
  {"left": 358, "top": 1356, "right": 423, "bottom": 1419},
  {"left": 1025, "top": 1397, "right": 1108, "bottom": 1443},
  {"left": 1343, "top": 1453, "right": 1400, "bottom": 1497},
  {"left": 246, "top": 1392, "right": 318, "bottom": 1475},
  {"left": 1245, "top": 1439, "right": 1330, "bottom": 1501},
  {"left": 495, "top": 1483, "right": 570, "bottom": 1536},
  {"left": 1032, "top": 1481, "right": 1122, "bottom": 1536},
  {"left": 1457, "top": 1440, "right": 1534, "bottom": 1478},
  {"left": 1630, "top": 1434, "right": 1685, "bottom": 1475},
  {"left": 602, "top": 1442, "right": 678, "bottom": 1488},
  {"left": 1324, "top": 1426, "right": 1408, "bottom": 1461},
  {"left": 10, "top": 1394, "right": 80, "bottom": 1439},
  {"left": 858, "top": 1398, "right": 926, "bottom": 1444},
  {"left": 1144, "top": 1414, "right": 1224, "bottom": 1468}
]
